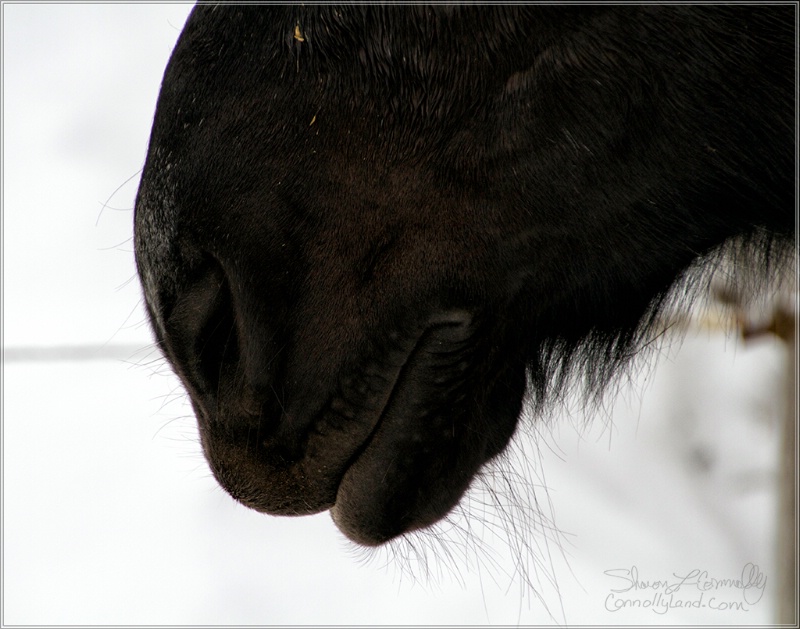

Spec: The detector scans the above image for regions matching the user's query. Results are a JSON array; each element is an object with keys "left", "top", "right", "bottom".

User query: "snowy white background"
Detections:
[{"left": 2, "top": 3, "right": 792, "bottom": 625}]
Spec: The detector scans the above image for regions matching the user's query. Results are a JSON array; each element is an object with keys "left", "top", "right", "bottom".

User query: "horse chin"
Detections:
[
  {"left": 328, "top": 407, "right": 496, "bottom": 547},
  {"left": 329, "top": 350, "right": 527, "bottom": 547}
]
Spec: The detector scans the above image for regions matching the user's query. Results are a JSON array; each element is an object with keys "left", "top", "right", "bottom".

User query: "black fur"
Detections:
[{"left": 135, "top": 5, "right": 795, "bottom": 546}]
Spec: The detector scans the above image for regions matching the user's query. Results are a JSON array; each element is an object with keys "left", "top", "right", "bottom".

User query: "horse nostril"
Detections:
[{"left": 164, "top": 255, "right": 240, "bottom": 396}]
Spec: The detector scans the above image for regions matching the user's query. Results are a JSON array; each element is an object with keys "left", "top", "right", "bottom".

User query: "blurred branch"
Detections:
[{"left": 661, "top": 277, "right": 797, "bottom": 625}]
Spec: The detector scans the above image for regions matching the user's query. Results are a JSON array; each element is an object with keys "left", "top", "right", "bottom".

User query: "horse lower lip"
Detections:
[{"left": 330, "top": 315, "right": 478, "bottom": 544}]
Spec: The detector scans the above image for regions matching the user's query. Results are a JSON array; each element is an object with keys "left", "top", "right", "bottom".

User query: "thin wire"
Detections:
[{"left": 3, "top": 344, "right": 151, "bottom": 363}]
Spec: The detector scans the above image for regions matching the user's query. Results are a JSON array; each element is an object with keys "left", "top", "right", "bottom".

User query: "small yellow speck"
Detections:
[
  {"left": 309, "top": 114, "right": 317, "bottom": 126},
  {"left": 293, "top": 24, "right": 304, "bottom": 42}
]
